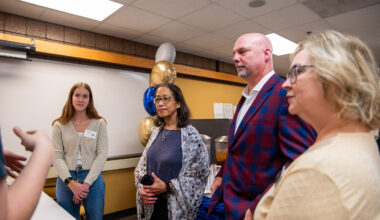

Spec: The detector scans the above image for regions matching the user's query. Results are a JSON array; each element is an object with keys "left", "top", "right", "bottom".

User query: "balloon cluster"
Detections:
[{"left": 138, "top": 43, "right": 177, "bottom": 146}]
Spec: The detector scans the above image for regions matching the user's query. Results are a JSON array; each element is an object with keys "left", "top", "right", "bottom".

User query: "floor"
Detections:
[{"left": 103, "top": 208, "right": 138, "bottom": 220}]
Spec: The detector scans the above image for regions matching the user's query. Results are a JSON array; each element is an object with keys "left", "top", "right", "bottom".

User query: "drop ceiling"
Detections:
[{"left": 1, "top": 0, "right": 379, "bottom": 75}]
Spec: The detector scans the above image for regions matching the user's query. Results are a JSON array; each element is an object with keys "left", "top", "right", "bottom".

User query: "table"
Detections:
[{"left": 31, "top": 191, "right": 75, "bottom": 220}]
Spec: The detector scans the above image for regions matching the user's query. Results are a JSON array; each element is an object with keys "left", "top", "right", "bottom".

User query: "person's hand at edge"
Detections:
[
  {"left": 244, "top": 208, "right": 254, "bottom": 220},
  {"left": 143, "top": 172, "right": 166, "bottom": 195},
  {"left": 3, "top": 149, "right": 26, "bottom": 178},
  {"left": 69, "top": 181, "right": 89, "bottom": 199},
  {"left": 211, "top": 176, "right": 222, "bottom": 196},
  {"left": 13, "top": 127, "right": 52, "bottom": 154},
  {"left": 140, "top": 186, "right": 157, "bottom": 205}
]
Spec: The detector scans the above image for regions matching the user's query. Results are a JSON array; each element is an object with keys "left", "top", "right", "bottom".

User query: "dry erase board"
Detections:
[{"left": 0, "top": 57, "right": 149, "bottom": 158}]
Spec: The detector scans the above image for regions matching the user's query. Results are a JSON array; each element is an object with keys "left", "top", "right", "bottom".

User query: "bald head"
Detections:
[
  {"left": 236, "top": 33, "right": 273, "bottom": 52},
  {"left": 233, "top": 33, "right": 274, "bottom": 87}
]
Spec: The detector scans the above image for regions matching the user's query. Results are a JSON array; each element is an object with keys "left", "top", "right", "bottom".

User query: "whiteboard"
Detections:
[{"left": 0, "top": 57, "right": 149, "bottom": 158}]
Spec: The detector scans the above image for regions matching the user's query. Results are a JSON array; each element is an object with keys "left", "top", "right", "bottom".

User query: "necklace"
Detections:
[{"left": 161, "top": 129, "right": 170, "bottom": 142}]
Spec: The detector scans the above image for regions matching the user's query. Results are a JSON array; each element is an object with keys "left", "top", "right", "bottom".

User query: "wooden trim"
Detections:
[
  {"left": 175, "top": 64, "right": 244, "bottom": 84},
  {"left": 0, "top": 33, "right": 245, "bottom": 84}
]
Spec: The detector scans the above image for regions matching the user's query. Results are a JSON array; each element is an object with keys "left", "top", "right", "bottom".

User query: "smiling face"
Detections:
[
  {"left": 282, "top": 49, "right": 327, "bottom": 123},
  {"left": 154, "top": 86, "right": 180, "bottom": 120},
  {"left": 72, "top": 87, "right": 90, "bottom": 113}
]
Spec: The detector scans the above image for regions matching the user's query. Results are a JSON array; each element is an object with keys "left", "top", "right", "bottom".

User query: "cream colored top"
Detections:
[
  {"left": 254, "top": 133, "right": 380, "bottom": 220},
  {"left": 52, "top": 119, "right": 108, "bottom": 185}
]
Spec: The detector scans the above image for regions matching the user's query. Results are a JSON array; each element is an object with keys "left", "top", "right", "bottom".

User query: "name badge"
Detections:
[{"left": 84, "top": 129, "right": 97, "bottom": 139}]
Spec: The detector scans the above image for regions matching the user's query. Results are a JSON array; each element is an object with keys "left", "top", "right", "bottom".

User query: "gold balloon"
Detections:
[
  {"left": 151, "top": 61, "right": 176, "bottom": 85},
  {"left": 138, "top": 116, "right": 155, "bottom": 146}
]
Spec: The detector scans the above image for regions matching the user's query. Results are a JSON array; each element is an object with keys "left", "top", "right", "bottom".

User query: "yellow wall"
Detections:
[
  {"left": 175, "top": 77, "right": 245, "bottom": 119},
  {"left": 44, "top": 168, "right": 136, "bottom": 215}
]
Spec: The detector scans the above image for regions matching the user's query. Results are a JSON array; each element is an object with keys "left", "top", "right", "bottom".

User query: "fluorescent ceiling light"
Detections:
[
  {"left": 266, "top": 33, "right": 298, "bottom": 56},
  {"left": 21, "top": 0, "right": 123, "bottom": 21}
]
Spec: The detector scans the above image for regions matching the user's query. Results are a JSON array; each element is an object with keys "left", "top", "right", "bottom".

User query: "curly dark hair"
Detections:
[{"left": 153, "top": 83, "right": 191, "bottom": 128}]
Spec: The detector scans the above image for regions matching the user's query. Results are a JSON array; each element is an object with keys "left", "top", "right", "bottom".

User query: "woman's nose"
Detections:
[{"left": 282, "top": 78, "right": 291, "bottom": 90}]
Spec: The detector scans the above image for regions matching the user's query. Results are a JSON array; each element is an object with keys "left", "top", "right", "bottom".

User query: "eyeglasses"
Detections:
[
  {"left": 153, "top": 96, "right": 175, "bottom": 104},
  {"left": 287, "top": 65, "right": 315, "bottom": 84}
]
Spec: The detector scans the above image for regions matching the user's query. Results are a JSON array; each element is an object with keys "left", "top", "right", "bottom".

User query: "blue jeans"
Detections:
[{"left": 56, "top": 167, "right": 105, "bottom": 220}]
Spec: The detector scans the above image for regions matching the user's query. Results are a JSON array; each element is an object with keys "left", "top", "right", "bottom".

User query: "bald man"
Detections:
[{"left": 208, "top": 33, "right": 316, "bottom": 219}]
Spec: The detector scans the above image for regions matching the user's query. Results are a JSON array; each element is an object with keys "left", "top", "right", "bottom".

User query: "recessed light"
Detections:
[
  {"left": 248, "top": 0, "right": 266, "bottom": 8},
  {"left": 21, "top": 0, "right": 123, "bottom": 21}
]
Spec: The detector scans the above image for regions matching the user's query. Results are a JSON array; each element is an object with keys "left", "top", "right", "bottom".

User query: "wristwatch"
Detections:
[
  {"left": 64, "top": 177, "right": 73, "bottom": 185},
  {"left": 166, "top": 181, "right": 172, "bottom": 193}
]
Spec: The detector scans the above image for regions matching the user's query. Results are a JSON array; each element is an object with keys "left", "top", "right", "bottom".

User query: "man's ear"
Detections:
[{"left": 263, "top": 48, "right": 272, "bottom": 62}]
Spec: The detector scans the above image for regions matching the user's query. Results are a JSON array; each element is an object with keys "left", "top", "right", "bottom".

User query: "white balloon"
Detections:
[{"left": 155, "top": 43, "right": 176, "bottom": 64}]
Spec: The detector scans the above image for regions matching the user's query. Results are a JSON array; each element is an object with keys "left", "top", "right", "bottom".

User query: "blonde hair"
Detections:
[
  {"left": 295, "top": 30, "right": 380, "bottom": 129},
  {"left": 52, "top": 82, "right": 103, "bottom": 125}
]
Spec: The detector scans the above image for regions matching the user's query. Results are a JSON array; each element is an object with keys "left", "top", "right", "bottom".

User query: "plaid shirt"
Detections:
[{"left": 208, "top": 74, "right": 316, "bottom": 219}]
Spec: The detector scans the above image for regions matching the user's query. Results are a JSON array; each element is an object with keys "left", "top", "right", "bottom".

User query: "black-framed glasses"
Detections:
[
  {"left": 153, "top": 96, "right": 175, "bottom": 104},
  {"left": 287, "top": 65, "right": 315, "bottom": 84}
]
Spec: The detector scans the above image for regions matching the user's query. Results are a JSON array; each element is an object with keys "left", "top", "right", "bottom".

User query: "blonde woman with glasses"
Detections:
[{"left": 253, "top": 30, "right": 380, "bottom": 220}]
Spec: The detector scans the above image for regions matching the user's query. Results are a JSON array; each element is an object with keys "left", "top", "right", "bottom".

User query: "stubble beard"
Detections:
[{"left": 238, "top": 68, "right": 250, "bottom": 79}]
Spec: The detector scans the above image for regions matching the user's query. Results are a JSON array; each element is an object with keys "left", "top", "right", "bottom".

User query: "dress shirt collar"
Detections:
[{"left": 242, "top": 70, "right": 275, "bottom": 98}]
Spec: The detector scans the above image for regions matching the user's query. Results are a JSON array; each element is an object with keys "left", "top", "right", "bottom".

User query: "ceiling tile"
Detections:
[
  {"left": 178, "top": 4, "right": 244, "bottom": 31},
  {"left": 371, "top": 44, "right": 380, "bottom": 61},
  {"left": 212, "top": 20, "right": 272, "bottom": 41},
  {"left": 183, "top": 33, "right": 231, "bottom": 50},
  {"left": 253, "top": 3, "right": 321, "bottom": 31},
  {"left": 211, "top": 43, "right": 235, "bottom": 57},
  {"left": 173, "top": 42, "right": 203, "bottom": 55},
  {"left": 39, "top": 10, "right": 99, "bottom": 31},
  {"left": 149, "top": 21, "right": 205, "bottom": 42},
  {"left": 278, "top": 19, "right": 333, "bottom": 43},
  {"left": 325, "top": 4, "right": 380, "bottom": 31},
  {"left": 104, "top": 6, "right": 171, "bottom": 33},
  {"left": 112, "top": 0, "right": 135, "bottom": 5},
  {"left": 131, "top": 0, "right": 211, "bottom": 19},
  {"left": 303, "top": 0, "right": 380, "bottom": 18},
  {"left": 194, "top": 50, "right": 225, "bottom": 59},
  {"left": 0, "top": 0, "right": 378, "bottom": 70},
  {"left": 218, "top": 0, "right": 298, "bottom": 18},
  {"left": 92, "top": 23, "right": 143, "bottom": 40},
  {"left": 338, "top": 25, "right": 380, "bottom": 47},
  {"left": 0, "top": 0, "right": 45, "bottom": 19},
  {"left": 133, "top": 34, "right": 168, "bottom": 46}
]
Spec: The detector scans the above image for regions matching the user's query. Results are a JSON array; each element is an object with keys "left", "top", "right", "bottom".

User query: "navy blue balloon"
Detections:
[{"left": 143, "top": 87, "right": 157, "bottom": 116}]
